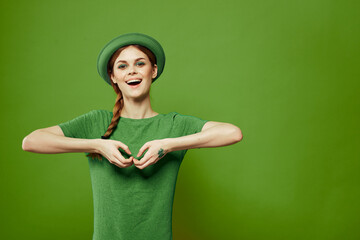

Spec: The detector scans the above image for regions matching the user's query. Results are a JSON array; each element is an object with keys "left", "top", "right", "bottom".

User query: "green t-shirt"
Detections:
[{"left": 57, "top": 109, "right": 208, "bottom": 240}]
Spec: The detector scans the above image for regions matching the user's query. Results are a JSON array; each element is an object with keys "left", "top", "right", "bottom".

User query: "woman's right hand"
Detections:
[{"left": 96, "top": 139, "right": 134, "bottom": 168}]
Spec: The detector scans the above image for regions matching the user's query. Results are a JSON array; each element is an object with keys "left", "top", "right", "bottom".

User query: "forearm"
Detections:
[
  {"left": 165, "top": 123, "right": 242, "bottom": 152},
  {"left": 22, "top": 130, "right": 100, "bottom": 154}
]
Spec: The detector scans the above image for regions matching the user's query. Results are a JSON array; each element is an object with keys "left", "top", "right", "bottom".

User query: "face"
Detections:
[{"left": 110, "top": 45, "right": 157, "bottom": 100}]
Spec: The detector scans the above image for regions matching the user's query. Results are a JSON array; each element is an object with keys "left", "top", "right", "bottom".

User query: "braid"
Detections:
[
  {"left": 86, "top": 80, "right": 124, "bottom": 161},
  {"left": 86, "top": 44, "right": 155, "bottom": 161},
  {"left": 101, "top": 81, "right": 123, "bottom": 138}
]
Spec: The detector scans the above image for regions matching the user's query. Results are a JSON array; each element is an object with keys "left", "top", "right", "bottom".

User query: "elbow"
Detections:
[
  {"left": 232, "top": 127, "right": 243, "bottom": 142},
  {"left": 22, "top": 131, "right": 38, "bottom": 152},
  {"left": 22, "top": 135, "right": 32, "bottom": 151}
]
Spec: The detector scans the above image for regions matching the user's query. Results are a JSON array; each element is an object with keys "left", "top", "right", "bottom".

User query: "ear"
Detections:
[
  {"left": 152, "top": 64, "right": 158, "bottom": 79},
  {"left": 110, "top": 73, "right": 117, "bottom": 84}
]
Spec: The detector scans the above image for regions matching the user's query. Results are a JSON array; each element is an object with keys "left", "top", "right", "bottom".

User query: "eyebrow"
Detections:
[{"left": 116, "top": 57, "right": 145, "bottom": 64}]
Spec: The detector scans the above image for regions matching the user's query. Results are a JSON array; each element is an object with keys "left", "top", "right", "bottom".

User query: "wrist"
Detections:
[
  {"left": 90, "top": 139, "right": 103, "bottom": 154},
  {"left": 163, "top": 138, "right": 175, "bottom": 153}
]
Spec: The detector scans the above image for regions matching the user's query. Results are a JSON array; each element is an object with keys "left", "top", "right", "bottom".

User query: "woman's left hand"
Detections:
[{"left": 133, "top": 139, "right": 171, "bottom": 169}]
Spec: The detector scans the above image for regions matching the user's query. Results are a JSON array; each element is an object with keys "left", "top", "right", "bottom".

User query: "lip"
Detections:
[
  {"left": 126, "top": 77, "right": 142, "bottom": 82},
  {"left": 126, "top": 78, "right": 142, "bottom": 88}
]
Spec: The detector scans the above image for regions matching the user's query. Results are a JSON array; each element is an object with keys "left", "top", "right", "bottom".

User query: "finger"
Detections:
[
  {"left": 127, "top": 157, "right": 134, "bottom": 165},
  {"left": 110, "top": 159, "right": 127, "bottom": 168},
  {"left": 111, "top": 157, "right": 127, "bottom": 168},
  {"left": 137, "top": 142, "right": 150, "bottom": 158},
  {"left": 122, "top": 161, "right": 133, "bottom": 168},
  {"left": 132, "top": 157, "right": 141, "bottom": 166},
  {"left": 113, "top": 152, "right": 132, "bottom": 165},
  {"left": 134, "top": 151, "right": 151, "bottom": 166},
  {"left": 103, "top": 151, "right": 127, "bottom": 168},
  {"left": 113, "top": 157, "right": 133, "bottom": 168},
  {"left": 136, "top": 157, "right": 156, "bottom": 170},
  {"left": 117, "top": 141, "right": 132, "bottom": 155},
  {"left": 118, "top": 162, "right": 132, "bottom": 168}
]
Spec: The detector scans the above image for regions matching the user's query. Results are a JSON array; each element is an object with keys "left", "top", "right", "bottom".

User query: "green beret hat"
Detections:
[{"left": 97, "top": 32, "right": 165, "bottom": 86}]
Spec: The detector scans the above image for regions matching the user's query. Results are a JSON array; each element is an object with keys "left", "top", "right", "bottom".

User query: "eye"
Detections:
[
  {"left": 136, "top": 61, "right": 145, "bottom": 66},
  {"left": 118, "top": 64, "right": 127, "bottom": 69}
]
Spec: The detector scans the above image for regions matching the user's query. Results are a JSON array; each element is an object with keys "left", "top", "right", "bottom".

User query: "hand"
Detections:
[
  {"left": 133, "top": 139, "right": 170, "bottom": 169},
  {"left": 96, "top": 139, "right": 134, "bottom": 168}
]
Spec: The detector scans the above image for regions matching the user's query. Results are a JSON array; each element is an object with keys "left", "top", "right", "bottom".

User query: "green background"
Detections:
[{"left": 1, "top": 0, "right": 359, "bottom": 239}]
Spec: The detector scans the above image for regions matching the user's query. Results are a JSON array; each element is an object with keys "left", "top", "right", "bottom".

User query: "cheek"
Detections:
[
  {"left": 143, "top": 67, "right": 154, "bottom": 76},
  {"left": 113, "top": 70, "right": 126, "bottom": 79}
]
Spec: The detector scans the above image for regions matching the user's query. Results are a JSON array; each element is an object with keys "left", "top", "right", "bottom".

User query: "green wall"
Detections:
[{"left": 1, "top": 0, "right": 359, "bottom": 239}]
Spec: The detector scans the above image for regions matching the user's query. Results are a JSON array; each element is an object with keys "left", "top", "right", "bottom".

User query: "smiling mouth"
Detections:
[{"left": 126, "top": 79, "right": 142, "bottom": 86}]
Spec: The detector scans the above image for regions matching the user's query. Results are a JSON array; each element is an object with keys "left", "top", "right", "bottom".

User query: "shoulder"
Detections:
[
  {"left": 94, "top": 109, "right": 112, "bottom": 117},
  {"left": 169, "top": 111, "right": 208, "bottom": 125},
  {"left": 166, "top": 111, "right": 193, "bottom": 118},
  {"left": 167, "top": 111, "right": 208, "bottom": 134},
  {"left": 84, "top": 109, "right": 109, "bottom": 117},
  {"left": 163, "top": 111, "right": 189, "bottom": 121},
  {"left": 170, "top": 111, "right": 206, "bottom": 120},
  {"left": 83, "top": 109, "right": 112, "bottom": 122}
]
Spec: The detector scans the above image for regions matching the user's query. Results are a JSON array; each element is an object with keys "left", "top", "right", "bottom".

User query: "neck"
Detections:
[{"left": 120, "top": 95, "right": 158, "bottom": 119}]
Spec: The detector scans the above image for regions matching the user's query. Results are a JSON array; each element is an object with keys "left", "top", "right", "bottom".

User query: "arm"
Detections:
[
  {"left": 165, "top": 121, "right": 243, "bottom": 152},
  {"left": 23, "top": 125, "right": 134, "bottom": 168},
  {"left": 133, "top": 121, "right": 242, "bottom": 169},
  {"left": 22, "top": 125, "right": 100, "bottom": 154}
]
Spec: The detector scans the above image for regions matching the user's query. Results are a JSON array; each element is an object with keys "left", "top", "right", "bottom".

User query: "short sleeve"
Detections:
[
  {"left": 173, "top": 112, "right": 209, "bottom": 136},
  {"left": 57, "top": 110, "right": 99, "bottom": 139}
]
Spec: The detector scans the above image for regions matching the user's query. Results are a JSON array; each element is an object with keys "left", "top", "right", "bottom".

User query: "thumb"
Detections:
[
  {"left": 137, "top": 142, "right": 149, "bottom": 157},
  {"left": 117, "top": 141, "right": 131, "bottom": 155}
]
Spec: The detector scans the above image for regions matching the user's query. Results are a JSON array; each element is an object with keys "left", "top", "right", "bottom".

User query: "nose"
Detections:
[{"left": 128, "top": 64, "right": 137, "bottom": 75}]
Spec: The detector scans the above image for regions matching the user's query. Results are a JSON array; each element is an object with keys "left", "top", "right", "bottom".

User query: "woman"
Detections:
[{"left": 22, "top": 32, "right": 243, "bottom": 240}]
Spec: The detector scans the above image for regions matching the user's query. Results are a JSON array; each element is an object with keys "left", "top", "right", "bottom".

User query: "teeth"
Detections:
[{"left": 127, "top": 79, "right": 142, "bottom": 84}]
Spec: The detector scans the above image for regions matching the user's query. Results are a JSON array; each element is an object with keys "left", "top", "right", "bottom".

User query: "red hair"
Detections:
[{"left": 86, "top": 45, "right": 157, "bottom": 161}]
